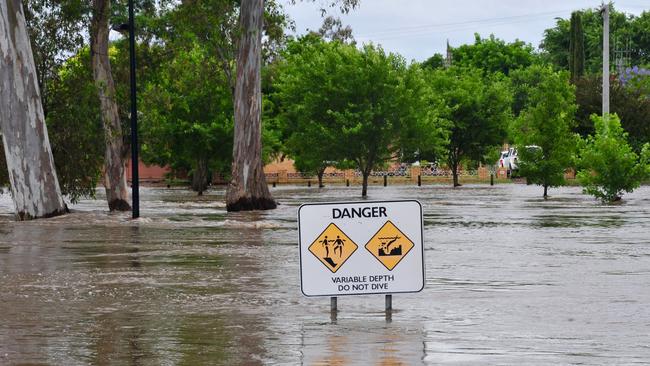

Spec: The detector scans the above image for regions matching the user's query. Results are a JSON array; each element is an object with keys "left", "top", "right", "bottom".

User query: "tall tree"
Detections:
[
  {"left": 511, "top": 65, "right": 578, "bottom": 198},
  {"left": 0, "top": 0, "right": 67, "bottom": 220},
  {"left": 428, "top": 66, "right": 512, "bottom": 187},
  {"left": 274, "top": 37, "right": 446, "bottom": 196},
  {"left": 225, "top": 0, "right": 358, "bottom": 209},
  {"left": 226, "top": 0, "right": 276, "bottom": 211},
  {"left": 452, "top": 34, "right": 536, "bottom": 76},
  {"left": 21, "top": 0, "right": 88, "bottom": 118},
  {"left": 90, "top": 0, "right": 131, "bottom": 211},
  {"left": 541, "top": 6, "right": 649, "bottom": 73},
  {"left": 568, "top": 11, "right": 585, "bottom": 81},
  {"left": 312, "top": 15, "right": 354, "bottom": 43}
]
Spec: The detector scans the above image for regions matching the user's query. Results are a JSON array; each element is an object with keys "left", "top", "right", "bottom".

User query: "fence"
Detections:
[{"left": 263, "top": 166, "right": 492, "bottom": 185}]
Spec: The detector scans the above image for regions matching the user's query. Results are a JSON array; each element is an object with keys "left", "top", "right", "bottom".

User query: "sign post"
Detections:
[{"left": 298, "top": 200, "right": 424, "bottom": 316}]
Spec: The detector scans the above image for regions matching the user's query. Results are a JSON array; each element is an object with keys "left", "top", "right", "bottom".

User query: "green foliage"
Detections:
[
  {"left": 273, "top": 36, "right": 446, "bottom": 194},
  {"left": 511, "top": 65, "right": 578, "bottom": 196},
  {"left": 140, "top": 44, "right": 233, "bottom": 193},
  {"left": 568, "top": 11, "right": 585, "bottom": 81},
  {"left": 541, "top": 6, "right": 650, "bottom": 73},
  {"left": 574, "top": 76, "right": 650, "bottom": 151},
  {"left": 626, "top": 68, "right": 650, "bottom": 98},
  {"left": 577, "top": 114, "right": 649, "bottom": 202},
  {"left": 452, "top": 34, "right": 536, "bottom": 76},
  {"left": 22, "top": 0, "right": 89, "bottom": 117},
  {"left": 427, "top": 66, "right": 512, "bottom": 185},
  {"left": 36, "top": 40, "right": 161, "bottom": 203},
  {"left": 46, "top": 48, "right": 104, "bottom": 203},
  {"left": 421, "top": 53, "right": 445, "bottom": 70}
]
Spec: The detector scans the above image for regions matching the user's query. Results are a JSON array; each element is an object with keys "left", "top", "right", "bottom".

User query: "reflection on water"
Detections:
[
  {"left": 1, "top": 184, "right": 650, "bottom": 364},
  {"left": 300, "top": 320, "right": 424, "bottom": 365}
]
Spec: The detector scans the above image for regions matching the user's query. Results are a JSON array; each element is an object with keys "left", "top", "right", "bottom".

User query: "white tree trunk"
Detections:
[
  {"left": 91, "top": 0, "right": 131, "bottom": 211},
  {"left": 0, "top": 0, "right": 67, "bottom": 220},
  {"left": 225, "top": 0, "right": 276, "bottom": 211}
]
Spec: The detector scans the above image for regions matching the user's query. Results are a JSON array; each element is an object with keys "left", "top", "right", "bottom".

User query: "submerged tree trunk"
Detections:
[
  {"left": 0, "top": 0, "right": 67, "bottom": 220},
  {"left": 448, "top": 150, "right": 461, "bottom": 187},
  {"left": 225, "top": 0, "right": 276, "bottom": 211},
  {"left": 90, "top": 0, "right": 131, "bottom": 211},
  {"left": 317, "top": 167, "right": 326, "bottom": 188},
  {"left": 361, "top": 172, "right": 369, "bottom": 197},
  {"left": 543, "top": 184, "right": 548, "bottom": 199},
  {"left": 191, "top": 159, "right": 209, "bottom": 196},
  {"left": 450, "top": 161, "right": 461, "bottom": 187}
]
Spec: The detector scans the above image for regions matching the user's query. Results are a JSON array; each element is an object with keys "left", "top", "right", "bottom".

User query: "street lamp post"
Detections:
[
  {"left": 111, "top": 1, "right": 139, "bottom": 218},
  {"left": 128, "top": 0, "right": 140, "bottom": 218}
]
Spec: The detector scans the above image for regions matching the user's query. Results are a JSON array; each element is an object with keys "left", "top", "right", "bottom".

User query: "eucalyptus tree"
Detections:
[
  {"left": 0, "top": 0, "right": 67, "bottom": 220},
  {"left": 90, "top": 0, "right": 130, "bottom": 211},
  {"left": 225, "top": 0, "right": 358, "bottom": 210},
  {"left": 21, "top": 0, "right": 89, "bottom": 118}
]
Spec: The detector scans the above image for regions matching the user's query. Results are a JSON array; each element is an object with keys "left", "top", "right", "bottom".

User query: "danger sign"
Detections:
[{"left": 298, "top": 200, "right": 424, "bottom": 297}]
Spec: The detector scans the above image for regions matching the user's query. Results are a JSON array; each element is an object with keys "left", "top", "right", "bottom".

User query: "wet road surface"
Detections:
[{"left": 1, "top": 184, "right": 649, "bottom": 365}]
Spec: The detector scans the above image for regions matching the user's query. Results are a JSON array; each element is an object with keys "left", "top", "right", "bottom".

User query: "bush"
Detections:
[{"left": 577, "top": 114, "right": 649, "bottom": 202}]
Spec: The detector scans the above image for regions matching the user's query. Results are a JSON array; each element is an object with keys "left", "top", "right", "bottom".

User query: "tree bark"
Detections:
[
  {"left": 543, "top": 184, "right": 548, "bottom": 199},
  {"left": 0, "top": 0, "right": 67, "bottom": 220},
  {"left": 191, "top": 159, "right": 209, "bottom": 195},
  {"left": 450, "top": 160, "right": 461, "bottom": 187},
  {"left": 226, "top": 0, "right": 276, "bottom": 211},
  {"left": 317, "top": 167, "right": 325, "bottom": 188},
  {"left": 361, "top": 172, "right": 369, "bottom": 197},
  {"left": 448, "top": 150, "right": 462, "bottom": 187},
  {"left": 90, "top": 0, "right": 131, "bottom": 211}
]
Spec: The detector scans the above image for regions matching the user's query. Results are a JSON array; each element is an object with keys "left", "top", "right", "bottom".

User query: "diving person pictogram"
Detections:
[{"left": 365, "top": 221, "right": 414, "bottom": 271}]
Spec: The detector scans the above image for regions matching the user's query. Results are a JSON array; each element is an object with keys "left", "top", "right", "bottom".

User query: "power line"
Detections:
[
  {"left": 355, "top": 9, "right": 573, "bottom": 39},
  {"left": 357, "top": 13, "right": 567, "bottom": 42}
]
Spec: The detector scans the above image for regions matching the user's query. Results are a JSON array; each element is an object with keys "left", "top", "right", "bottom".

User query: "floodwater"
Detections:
[{"left": 1, "top": 184, "right": 649, "bottom": 365}]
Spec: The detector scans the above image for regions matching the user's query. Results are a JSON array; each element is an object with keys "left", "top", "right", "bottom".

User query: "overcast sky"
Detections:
[{"left": 283, "top": 0, "right": 648, "bottom": 62}]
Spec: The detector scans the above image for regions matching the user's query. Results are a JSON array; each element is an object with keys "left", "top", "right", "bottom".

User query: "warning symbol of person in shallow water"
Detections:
[
  {"left": 308, "top": 223, "right": 358, "bottom": 273},
  {"left": 365, "top": 220, "right": 414, "bottom": 271}
]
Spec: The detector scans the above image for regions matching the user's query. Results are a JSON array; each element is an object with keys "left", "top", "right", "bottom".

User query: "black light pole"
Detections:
[{"left": 128, "top": 0, "right": 140, "bottom": 218}]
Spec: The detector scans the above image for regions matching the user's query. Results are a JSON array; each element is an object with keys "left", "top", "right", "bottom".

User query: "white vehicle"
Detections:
[{"left": 497, "top": 147, "right": 518, "bottom": 171}]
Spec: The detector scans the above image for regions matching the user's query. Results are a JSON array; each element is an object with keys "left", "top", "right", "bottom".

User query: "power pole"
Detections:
[{"left": 601, "top": 3, "right": 610, "bottom": 118}]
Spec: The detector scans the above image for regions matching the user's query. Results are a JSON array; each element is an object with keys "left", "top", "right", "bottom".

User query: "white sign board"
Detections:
[{"left": 299, "top": 200, "right": 424, "bottom": 297}]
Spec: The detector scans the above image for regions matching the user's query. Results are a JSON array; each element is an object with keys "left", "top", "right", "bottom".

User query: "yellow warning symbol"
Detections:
[
  {"left": 365, "top": 220, "right": 414, "bottom": 271},
  {"left": 308, "top": 223, "right": 358, "bottom": 273}
]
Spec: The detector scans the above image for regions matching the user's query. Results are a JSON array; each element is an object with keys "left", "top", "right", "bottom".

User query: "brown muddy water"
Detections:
[{"left": 1, "top": 184, "right": 649, "bottom": 365}]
